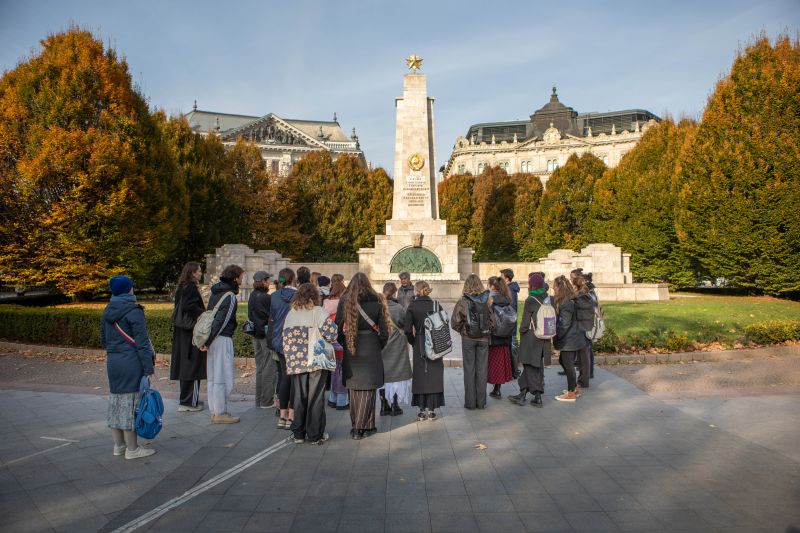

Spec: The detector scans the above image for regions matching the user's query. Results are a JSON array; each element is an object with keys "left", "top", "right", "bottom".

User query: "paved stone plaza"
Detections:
[{"left": 1, "top": 367, "right": 798, "bottom": 533}]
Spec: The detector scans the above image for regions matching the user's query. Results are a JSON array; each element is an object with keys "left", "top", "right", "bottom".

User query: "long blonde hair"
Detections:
[
  {"left": 342, "top": 272, "right": 392, "bottom": 354},
  {"left": 462, "top": 274, "right": 484, "bottom": 296}
]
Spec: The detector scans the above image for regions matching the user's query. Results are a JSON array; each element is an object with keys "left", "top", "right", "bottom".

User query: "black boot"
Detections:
[
  {"left": 391, "top": 394, "right": 403, "bottom": 416},
  {"left": 380, "top": 396, "right": 391, "bottom": 416},
  {"left": 489, "top": 384, "right": 502, "bottom": 399},
  {"left": 508, "top": 389, "right": 527, "bottom": 405},
  {"left": 530, "top": 392, "right": 543, "bottom": 408}
]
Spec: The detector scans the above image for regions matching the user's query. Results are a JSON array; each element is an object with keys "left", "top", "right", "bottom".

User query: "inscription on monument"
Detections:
[{"left": 401, "top": 172, "right": 429, "bottom": 207}]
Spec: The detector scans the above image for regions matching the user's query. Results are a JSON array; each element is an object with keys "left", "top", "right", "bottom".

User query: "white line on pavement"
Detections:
[
  {"left": 110, "top": 436, "right": 292, "bottom": 533},
  {"left": 40, "top": 436, "right": 80, "bottom": 443},
  {"left": 1, "top": 442, "right": 72, "bottom": 468}
]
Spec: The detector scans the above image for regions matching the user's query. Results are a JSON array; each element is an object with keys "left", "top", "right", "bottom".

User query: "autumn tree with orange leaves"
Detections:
[{"left": 0, "top": 28, "right": 187, "bottom": 297}]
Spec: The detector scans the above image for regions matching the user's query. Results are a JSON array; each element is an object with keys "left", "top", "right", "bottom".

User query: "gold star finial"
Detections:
[{"left": 406, "top": 54, "right": 423, "bottom": 71}]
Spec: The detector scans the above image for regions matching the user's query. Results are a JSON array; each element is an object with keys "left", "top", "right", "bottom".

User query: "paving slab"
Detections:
[{"left": 1, "top": 365, "right": 799, "bottom": 532}]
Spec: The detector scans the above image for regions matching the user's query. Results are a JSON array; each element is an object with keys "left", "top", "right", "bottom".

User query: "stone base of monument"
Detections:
[{"left": 358, "top": 219, "right": 473, "bottom": 283}]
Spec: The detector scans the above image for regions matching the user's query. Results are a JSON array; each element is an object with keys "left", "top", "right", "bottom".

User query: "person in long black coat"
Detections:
[
  {"left": 335, "top": 273, "right": 389, "bottom": 440},
  {"left": 170, "top": 262, "right": 207, "bottom": 411},
  {"left": 404, "top": 281, "right": 445, "bottom": 421},
  {"left": 509, "top": 273, "right": 552, "bottom": 407}
]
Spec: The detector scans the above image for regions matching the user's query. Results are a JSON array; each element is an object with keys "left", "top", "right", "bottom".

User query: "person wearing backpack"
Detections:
[
  {"left": 380, "top": 282, "right": 412, "bottom": 416},
  {"left": 323, "top": 280, "right": 348, "bottom": 410},
  {"left": 282, "top": 283, "right": 338, "bottom": 445},
  {"left": 268, "top": 268, "right": 297, "bottom": 430},
  {"left": 404, "top": 281, "right": 446, "bottom": 421},
  {"left": 451, "top": 274, "right": 493, "bottom": 410},
  {"left": 170, "top": 262, "right": 206, "bottom": 412},
  {"left": 198, "top": 265, "right": 243, "bottom": 424},
  {"left": 552, "top": 275, "right": 584, "bottom": 402},
  {"left": 248, "top": 271, "right": 275, "bottom": 410},
  {"left": 508, "top": 273, "right": 552, "bottom": 407},
  {"left": 486, "top": 276, "right": 514, "bottom": 399},
  {"left": 336, "top": 273, "right": 389, "bottom": 439},
  {"left": 101, "top": 276, "right": 156, "bottom": 460},
  {"left": 572, "top": 274, "right": 595, "bottom": 390},
  {"left": 585, "top": 272, "right": 599, "bottom": 379},
  {"left": 500, "top": 268, "right": 522, "bottom": 379}
]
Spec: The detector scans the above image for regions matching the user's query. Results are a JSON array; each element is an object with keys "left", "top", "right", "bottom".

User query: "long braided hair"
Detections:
[{"left": 342, "top": 272, "right": 392, "bottom": 355}]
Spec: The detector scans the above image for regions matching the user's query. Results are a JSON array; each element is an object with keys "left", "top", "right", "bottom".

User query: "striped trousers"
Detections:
[{"left": 349, "top": 389, "right": 376, "bottom": 430}]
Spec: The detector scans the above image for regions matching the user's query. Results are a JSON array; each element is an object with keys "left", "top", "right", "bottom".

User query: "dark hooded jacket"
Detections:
[
  {"left": 269, "top": 286, "right": 297, "bottom": 354},
  {"left": 101, "top": 294, "right": 155, "bottom": 394},
  {"left": 248, "top": 286, "right": 271, "bottom": 339},
  {"left": 451, "top": 290, "right": 494, "bottom": 340},
  {"left": 507, "top": 281, "right": 521, "bottom": 311},
  {"left": 205, "top": 279, "right": 239, "bottom": 346}
]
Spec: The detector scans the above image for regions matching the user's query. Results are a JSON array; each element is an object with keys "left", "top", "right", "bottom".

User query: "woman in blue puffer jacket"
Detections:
[{"left": 100, "top": 276, "right": 156, "bottom": 460}]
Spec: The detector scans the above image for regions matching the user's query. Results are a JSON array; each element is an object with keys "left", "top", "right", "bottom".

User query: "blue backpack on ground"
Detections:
[{"left": 135, "top": 376, "right": 164, "bottom": 439}]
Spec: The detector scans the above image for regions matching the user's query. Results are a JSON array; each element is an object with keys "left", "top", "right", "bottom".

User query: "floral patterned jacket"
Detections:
[{"left": 282, "top": 306, "right": 338, "bottom": 375}]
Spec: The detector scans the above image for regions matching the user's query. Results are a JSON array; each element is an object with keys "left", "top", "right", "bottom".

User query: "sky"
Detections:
[{"left": 1, "top": 0, "right": 797, "bottom": 174}]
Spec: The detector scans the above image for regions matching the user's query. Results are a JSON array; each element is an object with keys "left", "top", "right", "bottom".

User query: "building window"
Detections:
[
  {"left": 521, "top": 160, "right": 532, "bottom": 173},
  {"left": 477, "top": 162, "right": 485, "bottom": 174},
  {"left": 499, "top": 161, "right": 509, "bottom": 172},
  {"left": 271, "top": 160, "right": 280, "bottom": 174},
  {"left": 457, "top": 164, "right": 466, "bottom": 174},
  {"left": 546, "top": 159, "right": 555, "bottom": 172},
  {"left": 600, "top": 154, "right": 608, "bottom": 165}
]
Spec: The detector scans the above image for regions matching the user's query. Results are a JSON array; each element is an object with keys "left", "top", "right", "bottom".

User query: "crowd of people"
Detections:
[{"left": 100, "top": 265, "right": 601, "bottom": 455}]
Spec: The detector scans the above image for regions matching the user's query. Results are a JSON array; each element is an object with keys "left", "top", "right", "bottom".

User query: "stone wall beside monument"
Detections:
[{"left": 204, "top": 242, "right": 668, "bottom": 302}]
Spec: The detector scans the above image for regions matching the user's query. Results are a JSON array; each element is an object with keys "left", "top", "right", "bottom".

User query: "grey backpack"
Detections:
[
  {"left": 424, "top": 300, "right": 453, "bottom": 361},
  {"left": 192, "top": 291, "right": 234, "bottom": 348}
]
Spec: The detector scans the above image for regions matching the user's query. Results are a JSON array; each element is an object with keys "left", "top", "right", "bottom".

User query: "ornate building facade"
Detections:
[
  {"left": 185, "top": 103, "right": 366, "bottom": 176},
  {"left": 443, "top": 88, "right": 659, "bottom": 186}
]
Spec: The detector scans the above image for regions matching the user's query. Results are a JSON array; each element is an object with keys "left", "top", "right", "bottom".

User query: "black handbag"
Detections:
[
  {"left": 242, "top": 320, "right": 255, "bottom": 336},
  {"left": 171, "top": 289, "right": 195, "bottom": 330}
]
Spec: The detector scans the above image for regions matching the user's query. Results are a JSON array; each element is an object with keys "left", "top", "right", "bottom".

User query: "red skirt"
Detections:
[{"left": 487, "top": 344, "right": 512, "bottom": 384}]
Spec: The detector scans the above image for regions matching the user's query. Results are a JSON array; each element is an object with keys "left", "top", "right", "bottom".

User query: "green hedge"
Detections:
[
  {"left": 2, "top": 306, "right": 798, "bottom": 357},
  {"left": 744, "top": 320, "right": 800, "bottom": 344},
  {"left": 0, "top": 305, "right": 255, "bottom": 358}
]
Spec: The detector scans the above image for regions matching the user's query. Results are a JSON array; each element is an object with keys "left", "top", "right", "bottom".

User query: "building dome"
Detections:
[{"left": 530, "top": 86, "right": 579, "bottom": 139}]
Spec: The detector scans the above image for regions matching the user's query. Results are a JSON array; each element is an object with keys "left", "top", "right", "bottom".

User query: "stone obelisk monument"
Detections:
[{"left": 359, "top": 55, "right": 472, "bottom": 285}]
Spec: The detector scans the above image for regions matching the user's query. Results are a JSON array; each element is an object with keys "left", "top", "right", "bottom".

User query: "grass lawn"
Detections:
[
  {"left": 600, "top": 294, "right": 800, "bottom": 344},
  {"left": 514, "top": 293, "right": 800, "bottom": 351}
]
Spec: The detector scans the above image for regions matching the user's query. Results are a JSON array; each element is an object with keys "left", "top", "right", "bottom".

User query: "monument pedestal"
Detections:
[
  {"left": 359, "top": 219, "right": 473, "bottom": 281},
  {"left": 359, "top": 65, "right": 473, "bottom": 284}
]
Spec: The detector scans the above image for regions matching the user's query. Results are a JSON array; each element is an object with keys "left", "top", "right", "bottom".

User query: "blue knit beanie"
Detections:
[{"left": 109, "top": 276, "right": 134, "bottom": 296}]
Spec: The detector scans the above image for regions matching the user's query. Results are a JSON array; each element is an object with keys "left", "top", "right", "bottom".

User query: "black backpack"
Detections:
[{"left": 465, "top": 297, "right": 491, "bottom": 338}]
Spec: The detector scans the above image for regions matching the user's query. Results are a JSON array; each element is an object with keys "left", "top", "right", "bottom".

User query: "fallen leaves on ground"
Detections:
[{"left": 473, "top": 443, "right": 487, "bottom": 450}]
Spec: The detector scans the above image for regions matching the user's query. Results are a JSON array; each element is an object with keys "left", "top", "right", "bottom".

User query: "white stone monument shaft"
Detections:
[{"left": 391, "top": 73, "right": 438, "bottom": 221}]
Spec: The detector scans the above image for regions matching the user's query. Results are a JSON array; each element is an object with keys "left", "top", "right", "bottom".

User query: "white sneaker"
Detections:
[
  {"left": 113, "top": 444, "right": 126, "bottom": 456},
  {"left": 125, "top": 446, "right": 156, "bottom": 460},
  {"left": 178, "top": 404, "right": 203, "bottom": 412}
]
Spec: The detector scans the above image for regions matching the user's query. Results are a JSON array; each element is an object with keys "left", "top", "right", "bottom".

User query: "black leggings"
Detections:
[
  {"left": 559, "top": 350, "right": 578, "bottom": 392},
  {"left": 276, "top": 354, "right": 293, "bottom": 410}
]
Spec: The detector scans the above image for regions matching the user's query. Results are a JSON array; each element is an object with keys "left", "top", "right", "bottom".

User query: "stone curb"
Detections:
[
  {"left": 3, "top": 340, "right": 798, "bottom": 369},
  {"left": 596, "top": 343, "right": 800, "bottom": 365}
]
